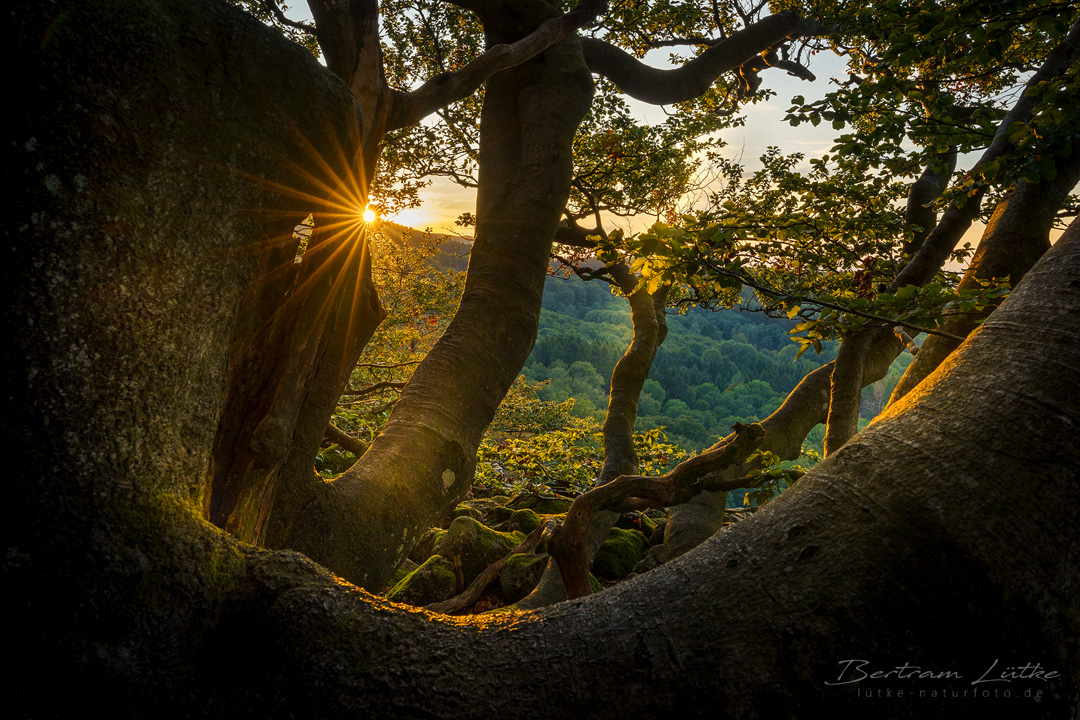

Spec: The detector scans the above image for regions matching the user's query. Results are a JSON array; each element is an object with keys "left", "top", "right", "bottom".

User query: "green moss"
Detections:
[
  {"left": 449, "top": 503, "right": 485, "bottom": 522},
  {"left": 408, "top": 526, "right": 444, "bottom": 564},
  {"left": 485, "top": 506, "right": 514, "bottom": 525},
  {"left": 433, "top": 516, "right": 524, "bottom": 586},
  {"left": 591, "top": 527, "right": 648, "bottom": 581},
  {"left": 388, "top": 558, "right": 419, "bottom": 588},
  {"left": 499, "top": 552, "right": 548, "bottom": 602},
  {"left": 614, "top": 512, "right": 659, "bottom": 535},
  {"left": 507, "top": 508, "right": 542, "bottom": 534},
  {"left": 507, "top": 493, "right": 572, "bottom": 515},
  {"left": 385, "top": 554, "right": 457, "bottom": 606}
]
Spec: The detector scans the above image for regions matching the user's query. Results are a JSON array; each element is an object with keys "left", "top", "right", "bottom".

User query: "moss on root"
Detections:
[{"left": 432, "top": 517, "right": 524, "bottom": 586}]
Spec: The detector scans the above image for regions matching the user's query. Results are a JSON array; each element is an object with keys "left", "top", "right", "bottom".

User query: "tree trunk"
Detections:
[
  {"left": 888, "top": 152, "right": 1080, "bottom": 405},
  {"left": 520, "top": 265, "right": 669, "bottom": 608},
  {"left": 10, "top": 3, "right": 1080, "bottom": 717},
  {"left": 263, "top": 4, "right": 598, "bottom": 589}
]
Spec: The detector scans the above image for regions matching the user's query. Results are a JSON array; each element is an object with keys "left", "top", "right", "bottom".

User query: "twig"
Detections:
[{"left": 698, "top": 259, "right": 967, "bottom": 342}]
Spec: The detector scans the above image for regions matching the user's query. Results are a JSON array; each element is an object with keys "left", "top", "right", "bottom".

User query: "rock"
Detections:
[
  {"left": 499, "top": 552, "right": 549, "bottom": 603},
  {"left": 506, "top": 508, "right": 542, "bottom": 534},
  {"left": 449, "top": 503, "right": 485, "bottom": 522},
  {"left": 591, "top": 527, "right": 648, "bottom": 581},
  {"left": 387, "top": 558, "right": 419, "bottom": 588},
  {"left": 484, "top": 506, "right": 515, "bottom": 526},
  {"left": 632, "top": 492, "right": 727, "bottom": 575},
  {"left": 408, "top": 526, "right": 444, "bottom": 564},
  {"left": 385, "top": 555, "right": 457, "bottom": 606},
  {"left": 432, "top": 516, "right": 524, "bottom": 585},
  {"left": 614, "top": 512, "right": 658, "bottom": 535},
  {"left": 506, "top": 493, "right": 572, "bottom": 515}
]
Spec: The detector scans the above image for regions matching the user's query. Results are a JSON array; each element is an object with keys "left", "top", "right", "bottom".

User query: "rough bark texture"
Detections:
[{"left": 9, "top": 3, "right": 1080, "bottom": 718}]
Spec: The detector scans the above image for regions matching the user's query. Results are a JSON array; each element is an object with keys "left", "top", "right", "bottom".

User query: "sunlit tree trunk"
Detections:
[{"left": 264, "top": 3, "right": 597, "bottom": 589}]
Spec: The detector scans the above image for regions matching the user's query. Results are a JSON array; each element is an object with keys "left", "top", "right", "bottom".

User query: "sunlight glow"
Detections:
[{"left": 363, "top": 206, "right": 376, "bottom": 223}]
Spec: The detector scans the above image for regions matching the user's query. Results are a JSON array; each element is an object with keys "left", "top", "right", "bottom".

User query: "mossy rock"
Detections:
[
  {"left": 484, "top": 506, "right": 515, "bottom": 526},
  {"left": 387, "top": 558, "right": 419, "bottom": 588},
  {"left": 408, "top": 526, "right": 444, "bottom": 564},
  {"left": 386, "top": 554, "right": 457, "bottom": 606},
  {"left": 433, "top": 516, "right": 524, "bottom": 585},
  {"left": 499, "top": 552, "right": 549, "bottom": 603},
  {"left": 591, "top": 527, "right": 648, "bottom": 581},
  {"left": 506, "top": 493, "right": 572, "bottom": 515},
  {"left": 614, "top": 512, "right": 659, "bottom": 535},
  {"left": 491, "top": 495, "right": 512, "bottom": 506},
  {"left": 449, "top": 503, "right": 485, "bottom": 522},
  {"left": 507, "top": 508, "right": 542, "bottom": 534}
]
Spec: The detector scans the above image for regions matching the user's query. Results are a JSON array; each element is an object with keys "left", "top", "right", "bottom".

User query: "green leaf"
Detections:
[{"left": 1038, "top": 155, "right": 1057, "bottom": 182}]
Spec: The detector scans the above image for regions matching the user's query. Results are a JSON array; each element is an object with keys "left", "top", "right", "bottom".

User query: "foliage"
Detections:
[
  {"left": 737, "top": 447, "right": 818, "bottom": 508},
  {"left": 318, "top": 225, "right": 464, "bottom": 476},
  {"left": 524, "top": 270, "right": 918, "bottom": 454},
  {"left": 475, "top": 376, "right": 689, "bottom": 495}
]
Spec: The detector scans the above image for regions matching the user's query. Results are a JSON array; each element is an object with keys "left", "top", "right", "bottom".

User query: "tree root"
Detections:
[
  {"left": 550, "top": 423, "right": 766, "bottom": 599},
  {"left": 425, "top": 518, "right": 557, "bottom": 614}
]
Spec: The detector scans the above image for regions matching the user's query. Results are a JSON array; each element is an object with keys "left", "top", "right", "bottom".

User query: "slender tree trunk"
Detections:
[
  {"left": 520, "top": 265, "right": 669, "bottom": 608},
  {"left": 889, "top": 153, "right": 1080, "bottom": 405}
]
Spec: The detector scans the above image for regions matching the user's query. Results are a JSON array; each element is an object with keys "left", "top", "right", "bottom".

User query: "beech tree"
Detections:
[
  {"left": 194, "top": 0, "right": 831, "bottom": 591},
  {"left": 7, "top": 0, "right": 1080, "bottom": 717}
]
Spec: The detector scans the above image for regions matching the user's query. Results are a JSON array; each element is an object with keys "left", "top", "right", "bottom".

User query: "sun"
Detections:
[{"left": 362, "top": 206, "right": 376, "bottom": 223}]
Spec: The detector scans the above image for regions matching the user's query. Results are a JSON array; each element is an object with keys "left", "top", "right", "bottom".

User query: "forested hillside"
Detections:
[{"left": 524, "top": 272, "right": 913, "bottom": 457}]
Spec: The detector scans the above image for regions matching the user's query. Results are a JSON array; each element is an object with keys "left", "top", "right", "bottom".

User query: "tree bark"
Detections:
[{"left": 10, "top": 4, "right": 1080, "bottom": 717}]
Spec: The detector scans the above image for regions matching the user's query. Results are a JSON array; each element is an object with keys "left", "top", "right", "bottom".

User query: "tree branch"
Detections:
[
  {"left": 264, "top": 0, "right": 317, "bottom": 34},
  {"left": 889, "top": 14, "right": 1080, "bottom": 293},
  {"left": 387, "top": 0, "right": 608, "bottom": 130},
  {"left": 580, "top": 11, "right": 821, "bottom": 105},
  {"left": 549, "top": 423, "right": 766, "bottom": 600},
  {"left": 324, "top": 423, "right": 369, "bottom": 457},
  {"left": 340, "top": 380, "right": 408, "bottom": 397},
  {"left": 698, "top": 258, "right": 968, "bottom": 341}
]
